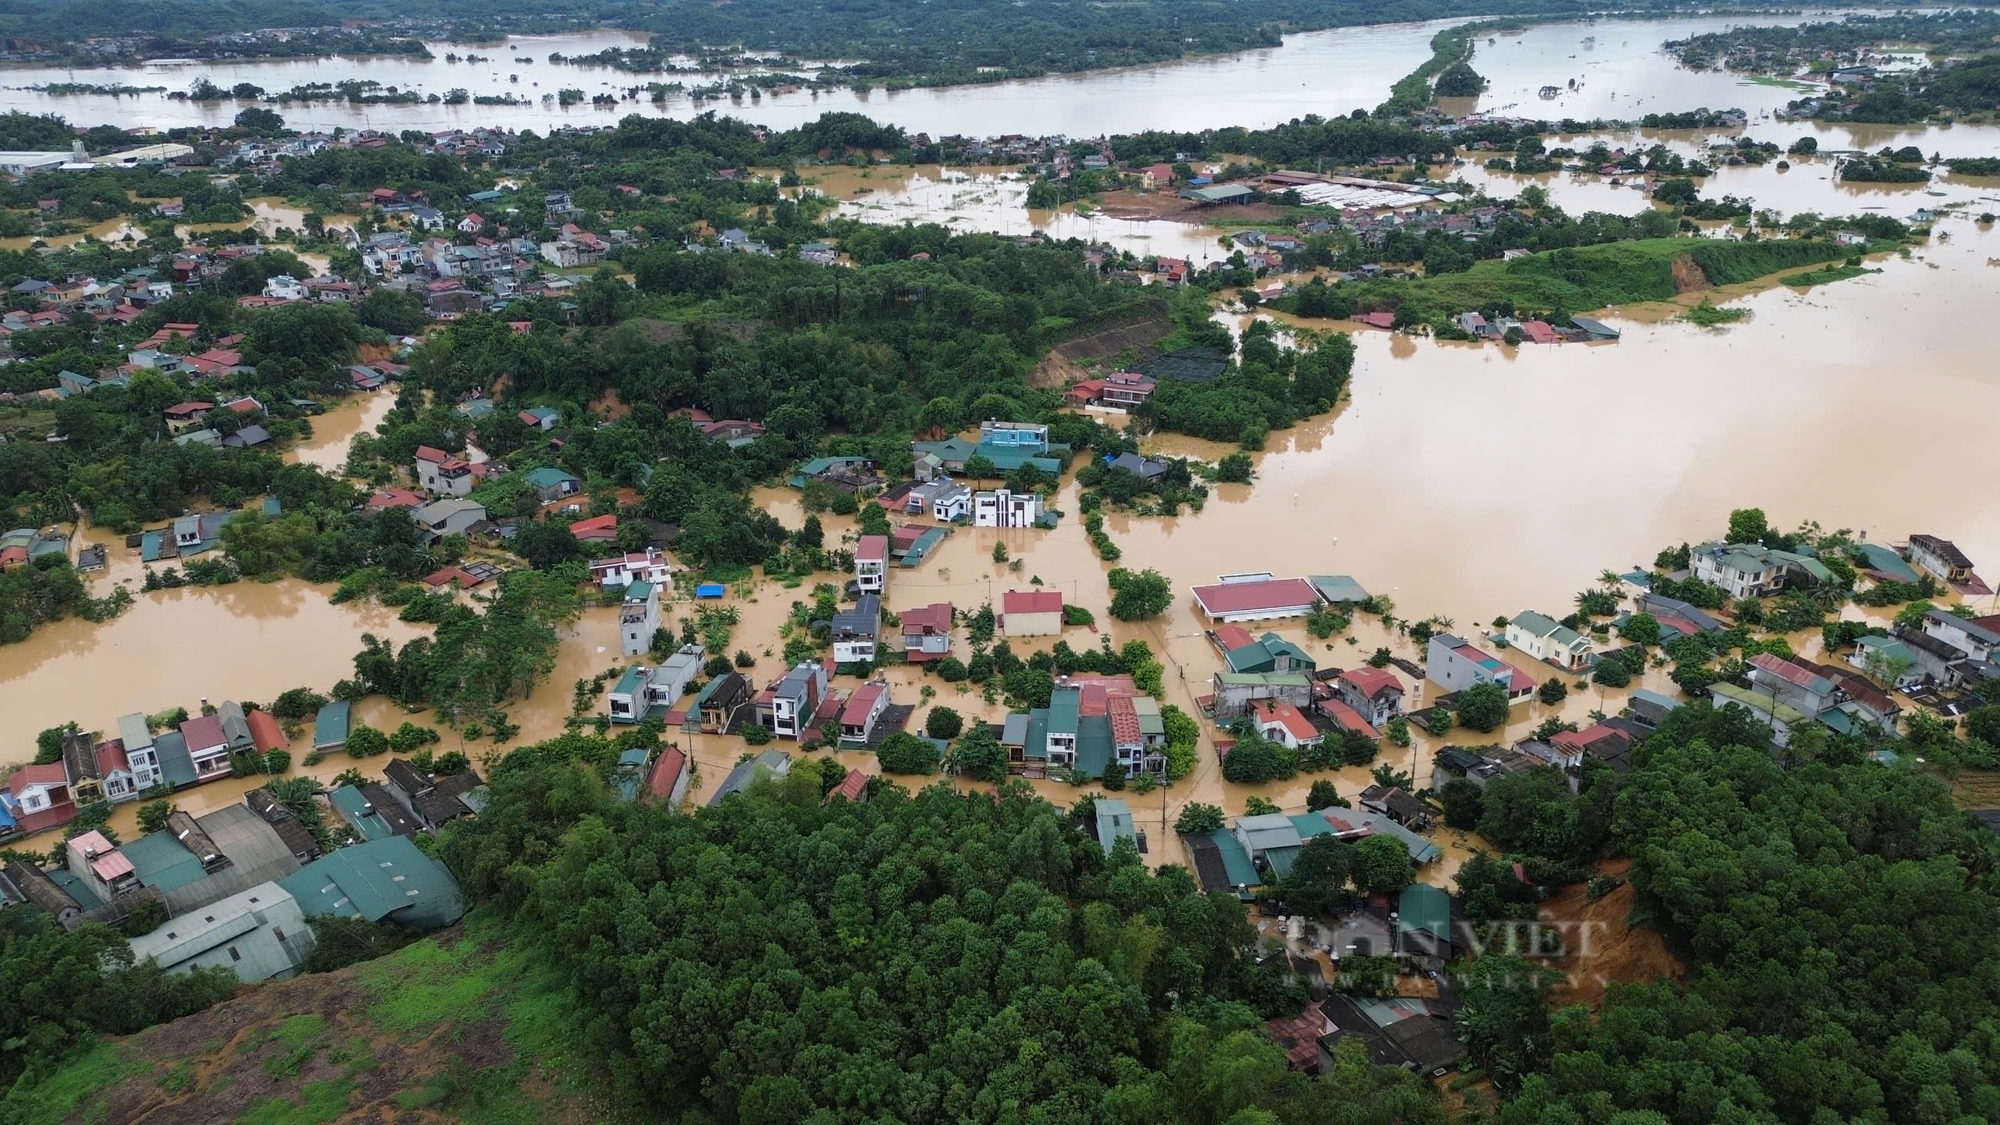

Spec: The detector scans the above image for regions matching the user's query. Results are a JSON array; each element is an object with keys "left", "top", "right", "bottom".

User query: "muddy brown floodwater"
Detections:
[{"left": 286, "top": 391, "right": 394, "bottom": 473}]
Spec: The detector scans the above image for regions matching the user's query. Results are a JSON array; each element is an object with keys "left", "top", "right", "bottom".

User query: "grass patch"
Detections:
[
  {"left": 1739, "top": 74, "right": 1818, "bottom": 90},
  {"left": 5, "top": 1042, "right": 145, "bottom": 1125},
  {"left": 236, "top": 1078, "right": 355, "bottom": 1125},
  {"left": 1683, "top": 300, "right": 1751, "bottom": 326},
  {"left": 1783, "top": 263, "right": 1880, "bottom": 287},
  {"left": 159, "top": 1058, "right": 196, "bottom": 1093},
  {"left": 1340, "top": 237, "right": 1853, "bottom": 321}
]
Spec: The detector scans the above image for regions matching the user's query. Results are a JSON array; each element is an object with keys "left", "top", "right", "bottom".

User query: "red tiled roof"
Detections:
[
  {"left": 1003, "top": 589, "right": 1064, "bottom": 615},
  {"left": 826, "top": 769, "right": 869, "bottom": 803},
  {"left": 180, "top": 713, "right": 226, "bottom": 751},
  {"left": 569, "top": 514, "right": 617, "bottom": 540},
  {"left": 164, "top": 401, "right": 213, "bottom": 418},
  {"left": 1338, "top": 666, "right": 1403, "bottom": 700},
  {"left": 1505, "top": 663, "right": 1542, "bottom": 695},
  {"left": 415, "top": 445, "right": 447, "bottom": 463},
  {"left": 1191, "top": 578, "right": 1320, "bottom": 617},
  {"left": 1252, "top": 698, "right": 1319, "bottom": 742},
  {"left": 1521, "top": 320, "right": 1559, "bottom": 344},
  {"left": 841, "top": 682, "right": 886, "bottom": 726},
  {"left": 1353, "top": 311, "right": 1396, "bottom": 329},
  {"left": 367, "top": 488, "right": 425, "bottom": 510},
  {"left": 855, "top": 534, "right": 888, "bottom": 562},
  {"left": 246, "top": 710, "right": 288, "bottom": 753},
  {"left": 647, "top": 746, "right": 686, "bottom": 800},
  {"left": 1214, "top": 624, "right": 1257, "bottom": 652},
  {"left": 900, "top": 602, "right": 953, "bottom": 633},
  {"left": 1550, "top": 724, "right": 1622, "bottom": 752},
  {"left": 1108, "top": 694, "right": 1142, "bottom": 744},
  {"left": 1750, "top": 652, "right": 1826, "bottom": 690},
  {"left": 96, "top": 740, "right": 129, "bottom": 777},
  {"left": 8, "top": 762, "right": 67, "bottom": 795}
]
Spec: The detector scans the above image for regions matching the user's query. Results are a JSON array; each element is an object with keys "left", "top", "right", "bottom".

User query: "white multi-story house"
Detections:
[
  {"left": 620, "top": 580, "right": 661, "bottom": 658},
  {"left": 414, "top": 446, "right": 475, "bottom": 497},
  {"left": 1691, "top": 543, "right": 1785, "bottom": 599},
  {"left": 261, "top": 274, "right": 309, "bottom": 301},
  {"left": 1503, "top": 610, "right": 1595, "bottom": 672},
  {"left": 832, "top": 596, "right": 881, "bottom": 664},
  {"left": 854, "top": 535, "right": 887, "bottom": 593},
  {"left": 588, "top": 549, "right": 673, "bottom": 590},
  {"left": 973, "top": 488, "right": 1041, "bottom": 528},
  {"left": 117, "top": 712, "right": 163, "bottom": 791}
]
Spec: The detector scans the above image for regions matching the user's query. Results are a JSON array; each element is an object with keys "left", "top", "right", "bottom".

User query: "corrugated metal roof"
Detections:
[{"left": 278, "top": 836, "right": 464, "bottom": 930}]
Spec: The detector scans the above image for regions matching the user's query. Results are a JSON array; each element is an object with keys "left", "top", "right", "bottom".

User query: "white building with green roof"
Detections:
[{"left": 1503, "top": 610, "right": 1595, "bottom": 672}]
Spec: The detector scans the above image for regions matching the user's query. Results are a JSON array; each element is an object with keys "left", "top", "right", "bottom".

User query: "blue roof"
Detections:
[
  {"left": 314, "top": 701, "right": 352, "bottom": 749},
  {"left": 695, "top": 583, "right": 727, "bottom": 598}
]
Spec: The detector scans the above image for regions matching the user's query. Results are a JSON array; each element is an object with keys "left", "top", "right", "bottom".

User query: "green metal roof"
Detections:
[
  {"left": 119, "top": 830, "right": 205, "bottom": 892},
  {"left": 1094, "top": 797, "right": 1136, "bottom": 855},
  {"left": 278, "top": 836, "right": 465, "bottom": 931},
  {"left": 1262, "top": 844, "right": 1302, "bottom": 879},
  {"left": 1023, "top": 708, "right": 1050, "bottom": 760},
  {"left": 327, "top": 785, "right": 393, "bottom": 842},
  {"left": 1214, "top": 672, "right": 1312, "bottom": 688},
  {"left": 314, "top": 701, "right": 351, "bottom": 749},
  {"left": 1399, "top": 883, "right": 1451, "bottom": 943},
  {"left": 1048, "top": 687, "right": 1082, "bottom": 736},
  {"left": 625, "top": 580, "right": 653, "bottom": 602},
  {"left": 1207, "top": 829, "right": 1262, "bottom": 887},
  {"left": 1852, "top": 544, "right": 1919, "bottom": 582},
  {"left": 1074, "top": 714, "right": 1112, "bottom": 777},
  {"left": 612, "top": 665, "right": 648, "bottom": 696},
  {"left": 1287, "top": 813, "right": 1335, "bottom": 841},
  {"left": 1308, "top": 575, "right": 1370, "bottom": 604},
  {"left": 1510, "top": 610, "right": 1562, "bottom": 637},
  {"left": 523, "top": 466, "right": 581, "bottom": 488}
]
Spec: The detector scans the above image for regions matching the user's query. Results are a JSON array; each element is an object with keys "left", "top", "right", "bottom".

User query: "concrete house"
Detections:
[
  {"left": 1746, "top": 653, "right": 1837, "bottom": 718},
  {"left": 1504, "top": 610, "right": 1595, "bottom": 672},
  {"left": 414, "top": 446, "right": 475, "bottom": 497},
  {"left": 1249, "top": 698, "right": 1322, "bottom": 750},
  {"left": 646, "top": 746, "right": 691, "bottom": 806},
  {"left": 588, "top": 549, "right": 672, "bottom": 590},
  {"left": 899, "top": 602, "right": 954, "bottom": 663},
  {"left": 1895, "top": 625, "right": 1971, "bottom": 686},
  {"left": 1001, "top": 589, "right": 1064, "bottom": 637},
  {"left": 1335, "top": 668, "right": 1405, "bottom": 728},
  {"left": 754, "top": 662, "right": 830, "bottom": 740},
  {"left": 619, "top": 580, "right": 661, "bottom": 658},
  {"left": 1921, "top": 607, "right": 2000, "bottom": 663},
  {"left": 117, "top": 712, "right": 164, "bottom": 793},
  {"left": 831, "top": 595, "right": 882, "bottom": 664},
  {"left": 1710, "top": 682, "right": 1808, "bottom": 747},
  {"left": 854, "top": 534, "right": 888, "bottom": 594},
  {"left": 523, "top": 466, "right": 582, "bottom": 503},
  {"left": 689, "top": 672, "right": 752, "bottom": 734},
  {"left": 838, "top": 681, "right": 892, "bottom": 747},
  {"left": 1425, "top": 634, "right": 1534, "bottom": 702},
  {"left": 609, "top": 644, "right": 706, "bottom": 724},
  {"left": 412, "top": 498, "right": 486, "bottom": 543},
  {"left": 1691, "top": 542, "right": 1785, "bottom": 600},
  {"left": 1907, "top": 534, "right": 1977, "bottom": 588},
  {"left": 972, "top": 488, "right": 1042, "bottom": 528},
  {"left": 1212, "top": 671, "right": 1313, "bottom": 722},
  {"left": 1848, "top": 633, "right": 1922, "bottom": 689},
  {"left": 178, "top": 714, "right": 233, "bottom": 782}
]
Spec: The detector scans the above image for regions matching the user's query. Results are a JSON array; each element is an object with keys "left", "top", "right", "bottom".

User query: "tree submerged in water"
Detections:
[{"left": 1433, "top": 60, "right": 1486, "bottom": 97}]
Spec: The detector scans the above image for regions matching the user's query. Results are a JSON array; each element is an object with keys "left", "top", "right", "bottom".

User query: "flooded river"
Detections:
[{"left": 0, "top": 11, "right": 1939, "bottom": 142}]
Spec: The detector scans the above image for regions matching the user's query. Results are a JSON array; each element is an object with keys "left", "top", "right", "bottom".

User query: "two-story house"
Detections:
[
  {"left": 179, "top": 713, "right": 234, "bottom": 782},
  {"left": 899, "top": 602, "right": 954, "bottom": 663},
  {"left": 1503, "top": 610, "right": 1595, "bottom": 672},
  {"left": 1907, "top": 534, "right": 1977, "bottom": 588},
  {"left": 1249, "top": 698, "right": 1322, "bottom": 750},
  {"left": 620, "top": 580, "right": 661, "bottom": 658},
  {"left": 1691, "top": 542, "right": 1785, "bottom": 599},
  {"left": 973, "top": 488, "right": 1041, "bottom": 528},
  {"left": 414, "top": 446, "right": 475, "bottom": 497},
  {"left": 1920, "top": 606, "right": 2000, "bottom": 664},
  {"left": 831, "top": 596, "right": 881, "bottom": 664},
  {"left": 117, "top": 712, "right": 164, "bottom": 792},
  {"left": 1334, "top": 667, "right": 1405, "bottom": 728},
  {"left": 838, "top": 681, "right": 892, "bottom": 747},
  {"left": 411, "top": 499, "right": 486, "bottom": 544},
  {"left": 1425, "top": 634, "right": 1535, "bottom": 702},
  {"left": 754, "top": 662, "right": 830, "bottom": 740}
]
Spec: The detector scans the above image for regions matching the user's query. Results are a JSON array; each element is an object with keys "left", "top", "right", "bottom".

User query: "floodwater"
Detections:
[
  {"left": 0, "top": 526, "right": 428, "bottom": 771},
  {"left": 0, "top": 13, "right": 1894, "bottom": 138},
  {"left": 794, "top": 165, "right": 1229, "bottom": 261},
  {"left": 286, "top": 391, "right": 393, "bottom": 472}
]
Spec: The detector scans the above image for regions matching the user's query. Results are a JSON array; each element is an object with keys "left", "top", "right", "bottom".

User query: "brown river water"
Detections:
[{"left": 0, "top": 11, "right": 1919, "bottom": 140}]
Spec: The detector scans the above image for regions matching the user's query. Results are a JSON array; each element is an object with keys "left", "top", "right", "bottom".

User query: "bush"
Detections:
[
  {"left": 344, "top": 725, "right": 389, "bottom": 757},
  {"left": 933, "top": 655, "right": 968, "bottom": 682},
  {"left": 1457, "top": 682, "right": 1510, "bottom": 733},
  {"left": 877, "top": 731, "right": 941, "bottom": 774},
  {"left": 1244, "top": 795, "right": 1279, "bottom": 816},
  {"left": 1062, "top": 604, "right": 1096, "bottom": 627},
  {"left": 137, "top": 799, "right": 176, "bottom": 834},
  {"left": 264, "top": 750, "right": 291, "bottom": 774},
  {"left": 1538, "top": 677, "right": 1568, "bottom": 706},
  {"left": 1100, "top": 765, "right": 1126, "bottom": 791},
  {"left": 742, "top": 724, "right": 773, "bottom": 746},
  {"left": 1175, "top": 802, "right": 1225, "bottom": 834},
  {"left": 1107, "top": 567, "right": 1172, "bottom": 621},
  {"left": 1592, "top": 659, "right": 1632, "bottom": 688},
  {"left": 925, "top": 706, "right": 964, "bottom": 740},
  {"left": 1307, "top": 779, "right": 1345, "bottom": 811}
]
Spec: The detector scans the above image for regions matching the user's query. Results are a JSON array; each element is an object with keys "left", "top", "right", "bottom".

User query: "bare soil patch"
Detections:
[
  {"left": 1542, "top": 858, "right": 1685, "bottom": 1009},
  {"left": 1094, "top": 190, "right": 1285, "bottom": 224}
]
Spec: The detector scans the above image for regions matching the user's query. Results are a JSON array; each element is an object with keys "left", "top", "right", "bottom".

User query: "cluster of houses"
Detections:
[{"left": 0, "top": 774, "right": 467, "bottom": 986}]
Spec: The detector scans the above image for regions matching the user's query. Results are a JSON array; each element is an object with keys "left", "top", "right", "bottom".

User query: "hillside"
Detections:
[{"left": 6, "top": 913, "right": 596, "bottom": 1125}]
